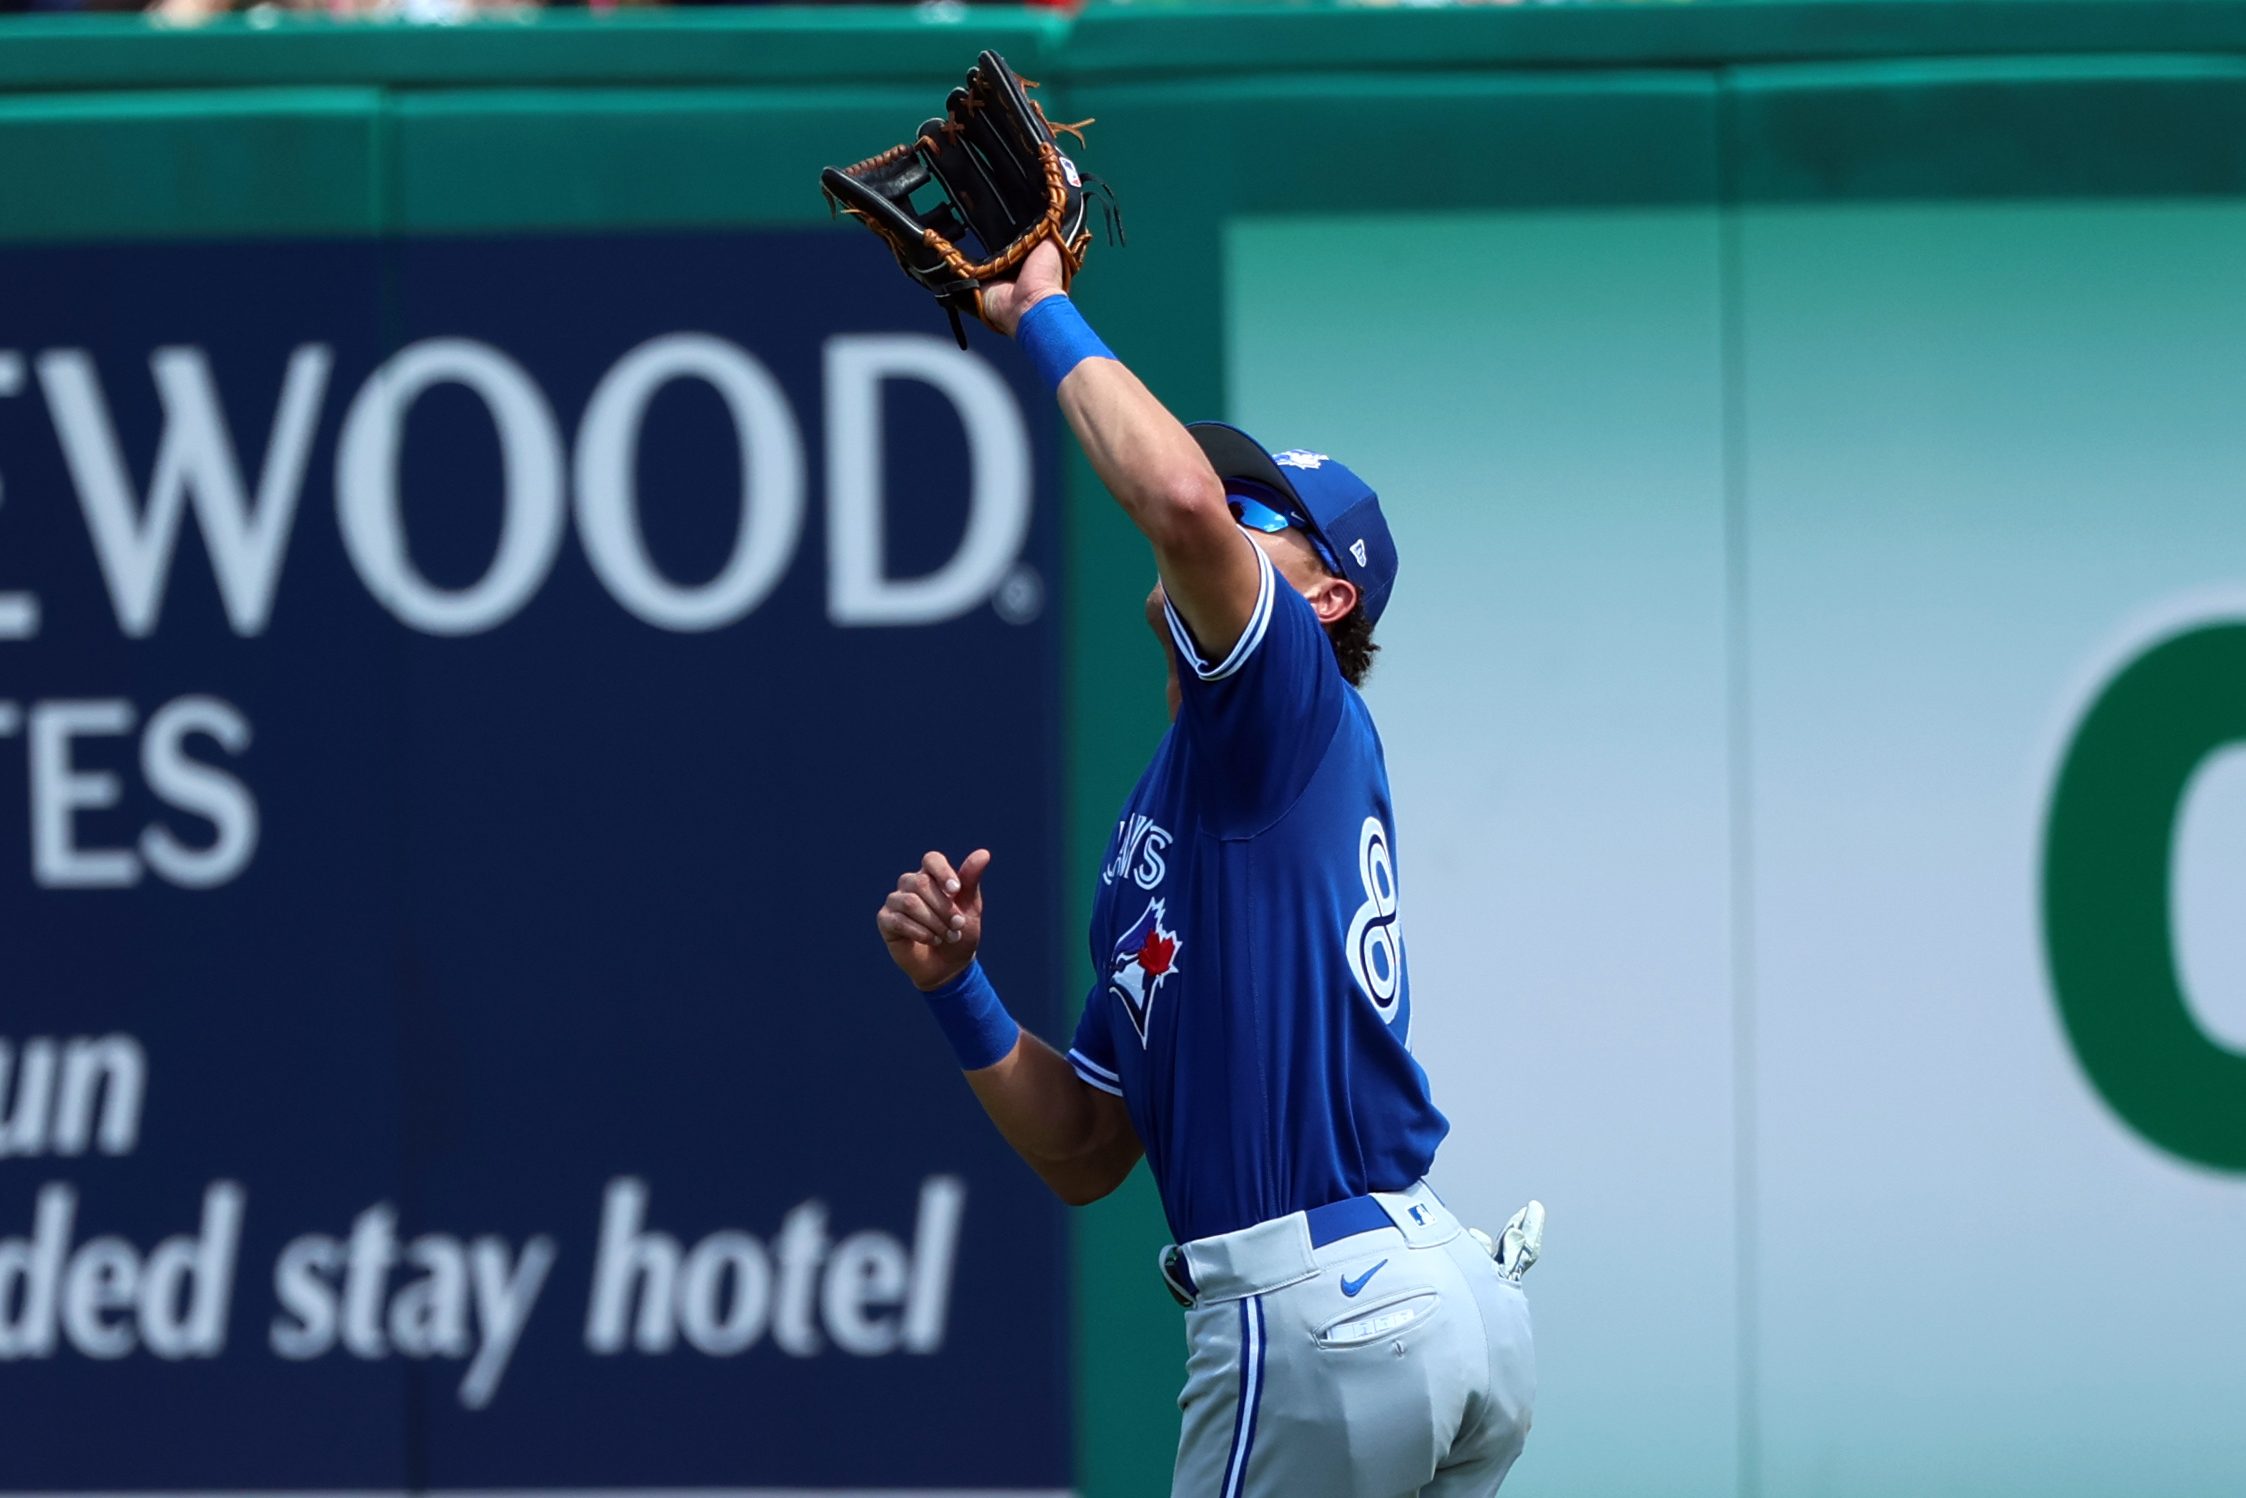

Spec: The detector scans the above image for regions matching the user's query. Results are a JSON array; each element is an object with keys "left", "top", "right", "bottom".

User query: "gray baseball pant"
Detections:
[{"left": 1164, "top": 1181, "right": 1536, "bottom": 1498}]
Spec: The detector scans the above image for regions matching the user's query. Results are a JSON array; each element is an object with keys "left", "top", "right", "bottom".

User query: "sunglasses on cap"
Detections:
[{"left": 1225, "top": 482, "right": 1343, "bottom": 576}]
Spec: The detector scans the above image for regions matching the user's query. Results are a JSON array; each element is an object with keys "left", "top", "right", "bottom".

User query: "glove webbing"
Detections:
[{"left": 830, "top": 97, "right": 1091, "bottom": 287}]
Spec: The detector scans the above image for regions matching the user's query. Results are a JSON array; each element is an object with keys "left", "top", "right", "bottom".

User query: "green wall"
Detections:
[
  {"left": 1225, "top": 196, "right": 2246, "bottom": 1498},
  {"left": 5, "top": 6, "right": 2246, "bottom": 1492}
]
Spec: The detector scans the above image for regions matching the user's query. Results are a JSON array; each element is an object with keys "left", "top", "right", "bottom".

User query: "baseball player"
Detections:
[{"left": 873, "top": 236, "right": 1538, "bottom": 1496}]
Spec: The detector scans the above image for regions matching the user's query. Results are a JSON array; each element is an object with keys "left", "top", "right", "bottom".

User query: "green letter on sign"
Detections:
[{"left": 2045, "top": 623, "right": 2246, "bottom": 1170}]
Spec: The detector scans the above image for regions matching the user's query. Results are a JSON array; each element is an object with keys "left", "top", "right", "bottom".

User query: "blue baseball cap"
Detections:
[{"left": 1187, "top": 422, "right": 1400, "bottom": 626}]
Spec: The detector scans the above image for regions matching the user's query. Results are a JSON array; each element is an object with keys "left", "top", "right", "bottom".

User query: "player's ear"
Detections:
[{"left": 1306, "top": 574, "right": 1358, "bottom": 626}]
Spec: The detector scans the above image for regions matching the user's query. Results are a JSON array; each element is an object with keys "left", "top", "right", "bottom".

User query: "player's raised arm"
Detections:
[
  {"left": 876, "top": 849, "right": 1143, "bottom": 1205},
  {"left": 984, "top": 244, "right": 1266, "bottom": 666},
  {"left": 821, "top": 58, "right": 1258, "bottom": 664}
]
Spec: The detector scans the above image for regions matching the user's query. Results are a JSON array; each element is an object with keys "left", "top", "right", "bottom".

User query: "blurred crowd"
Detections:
[
  {"left": 0, "top": 0, "right": 1541, "bottom": 29},
  {"left": 0, "top": 0, "right": 1078, "bottom": 18}
]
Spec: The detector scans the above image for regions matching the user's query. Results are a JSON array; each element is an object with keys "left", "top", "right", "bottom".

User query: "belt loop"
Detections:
[{"left": 1158, "top": 1244, "right": 1198, "bottom": 1307}]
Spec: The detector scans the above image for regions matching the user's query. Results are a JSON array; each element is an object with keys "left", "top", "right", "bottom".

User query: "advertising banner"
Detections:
[{"left": 0, "top": 231, "right": 1070, "bottom": 1493}]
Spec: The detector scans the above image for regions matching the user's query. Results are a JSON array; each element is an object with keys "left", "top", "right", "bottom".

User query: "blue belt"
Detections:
[
  {"left": 1307, "top": 1195, "right": 1394, "bottom": 1247},
  {"left": 1160, "top": 1194, "right": 1397, "bottom": 1307}
]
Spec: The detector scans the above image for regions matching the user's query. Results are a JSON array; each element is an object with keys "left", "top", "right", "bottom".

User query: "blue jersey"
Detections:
[{"left": 1066, "top": 539, "right": 1449, "bottom": 1243}]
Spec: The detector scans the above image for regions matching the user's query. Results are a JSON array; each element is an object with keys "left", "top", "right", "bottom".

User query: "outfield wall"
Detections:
[{"left": 2, "top": 7, "right": 2244, "bottom": 1497}]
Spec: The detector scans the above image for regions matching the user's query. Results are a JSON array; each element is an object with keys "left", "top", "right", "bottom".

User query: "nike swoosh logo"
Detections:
[{"left": 1340, "top": 1259, "right": 1389, "bottom": 1298}]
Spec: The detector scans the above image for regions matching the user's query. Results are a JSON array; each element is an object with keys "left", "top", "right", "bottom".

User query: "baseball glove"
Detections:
[{"left": 821, "top": 49, "right": 1121, "bottom": 348}]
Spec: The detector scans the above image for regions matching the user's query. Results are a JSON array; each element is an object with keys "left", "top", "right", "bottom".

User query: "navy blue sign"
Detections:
[{"left": 0, "top": 231, "right": 1068, "bottom": 1491}]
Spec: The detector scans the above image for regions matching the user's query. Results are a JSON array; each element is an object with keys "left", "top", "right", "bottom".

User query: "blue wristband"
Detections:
[
  {"left": 1015, "top": 294, "right": 1115, "bottom": 394},
  {"left": 921, "top": 960, "right": 1021, "bottom": 1072}
]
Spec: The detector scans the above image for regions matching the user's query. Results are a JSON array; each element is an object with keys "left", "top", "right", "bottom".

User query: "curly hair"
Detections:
[{"left": 1327, "top": 602, "right": 1379, "bottom": 688}]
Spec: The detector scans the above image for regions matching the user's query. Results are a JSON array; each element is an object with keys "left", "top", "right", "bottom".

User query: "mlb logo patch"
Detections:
[{"left": 1377, "top": 1192, "right": 1455, "bottom": 1247}]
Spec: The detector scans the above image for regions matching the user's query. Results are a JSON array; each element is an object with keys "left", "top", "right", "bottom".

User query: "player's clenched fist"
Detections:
[{"left": 876, "top": 848, "right": 992, "bottom": 991}]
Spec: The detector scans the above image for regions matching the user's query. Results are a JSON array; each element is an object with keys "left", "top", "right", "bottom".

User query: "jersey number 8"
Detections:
[{"left": 1347, "top": 815, "right": 1403, "bottom": 1021}]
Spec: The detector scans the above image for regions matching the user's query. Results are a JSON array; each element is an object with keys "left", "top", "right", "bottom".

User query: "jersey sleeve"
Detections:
[
  {"left": 1163, "top": 535, "right": 1349, "bottom": 833},
  {"left": 1067, "top": 986, "right": 1123, "bottom": 1097}
]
